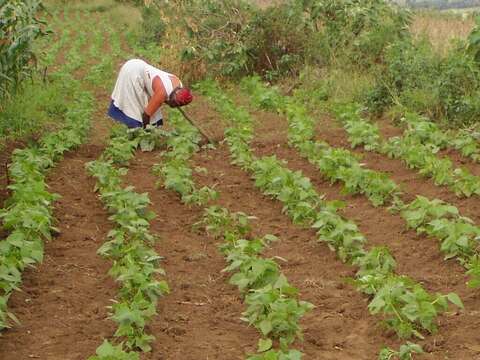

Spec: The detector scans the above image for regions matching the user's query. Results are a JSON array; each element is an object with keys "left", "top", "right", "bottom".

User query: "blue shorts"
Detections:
[{"left": 107, "top": 101, "right": 163, "bottom": 128}]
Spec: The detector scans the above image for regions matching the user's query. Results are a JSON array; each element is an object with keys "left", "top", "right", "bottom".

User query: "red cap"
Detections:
[{"left": 172, "top": 88, "right": 193, "bottom": 107}]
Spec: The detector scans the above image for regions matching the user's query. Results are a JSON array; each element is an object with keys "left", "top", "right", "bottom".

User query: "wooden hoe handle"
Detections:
[{"left": 177, "top": 107, "right": 213, "bottom": 144}]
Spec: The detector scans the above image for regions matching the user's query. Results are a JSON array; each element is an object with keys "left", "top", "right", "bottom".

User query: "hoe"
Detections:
[{"left": 177, "top": 107, "right": 216, "bottom": 145}]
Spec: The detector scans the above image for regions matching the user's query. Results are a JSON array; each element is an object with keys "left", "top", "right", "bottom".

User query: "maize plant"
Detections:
[{"left": 0, "top": 0, "right": 48, "bottom": 104}]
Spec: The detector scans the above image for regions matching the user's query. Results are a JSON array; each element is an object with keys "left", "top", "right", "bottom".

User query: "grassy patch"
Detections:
[
  {"left": 411, "top": 10, "right": 475, "bottom": 55},
  {"left": 0, "top": 73, "right": 77, "bottom": 149},
  {"left": 291, "top": 65, "right": 375, "bottom": 112}
]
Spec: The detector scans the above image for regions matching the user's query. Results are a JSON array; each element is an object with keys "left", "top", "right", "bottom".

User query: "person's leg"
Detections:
[{"left": 107, "top": 101, "right": 142, "bottom": 128}]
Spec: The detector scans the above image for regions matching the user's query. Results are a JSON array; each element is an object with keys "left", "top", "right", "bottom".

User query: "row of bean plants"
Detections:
[
  {"left": 397, "top": 113, "right": 480, "bottom": 163},
  {"left": 201, "top": 206, "right": 311, "bottom": 359},
  {"left": 86, "top": 127, "right": 168, "bottom": 359},
  {"left": 373, "top": 110, "right": 480, "bottom": 164},
  {"left": 153, "top": 110, "right": 218, "bottom": 206},
  {"left": 86, "top": 24, "right": 120, "bottom": 88},
  {"left": 154, "top": 109, "right": 309, "bottom": 359},
  {"left": 0, "top": 15, "right": 100, "bottom": 330},
  {"left": 0, "top": 90, "right": 94, "bottom": 330},
  {"left": 332, "top": 104, "right": 480, "bottom": 198},
  {"left": 241, "top": 77, "right": 400, "bottom": 208},
  {"left": 240, "top": 77, "right": 480, "bottom": 289},
  {"left": 197, "top": 80, "right": 465, "bottom": 358}
]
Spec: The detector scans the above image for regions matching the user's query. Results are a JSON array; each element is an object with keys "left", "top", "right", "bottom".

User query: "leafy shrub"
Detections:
[
  {"left": 179, "top": 0, "right": 253, "bottom": 78},
  {"left": 366, "top": 37, "right": 435, "bottom": 113},
  {"left": 244, "top": 3, "right": 325, "bottom": 80},
  {"left": 436, "top": 48, "right": 480, "bottom": 126},
  {"left": 114, "top": 0, "right": 145, "bottom": 5},
  {"left": 301, "top": 0, "right": 412, "bottom": 66},
  {"left": 167, "top": 0, "right": 322, "bottom": 79},
  {"left": 467, "top": 14, "right": 480, "bottom": 62},
  {"left": 138, "top": 0, "right": 411, "bottom": 81},
  {"left": 367, "top": 33, "right": 480, "bottom": 127}
]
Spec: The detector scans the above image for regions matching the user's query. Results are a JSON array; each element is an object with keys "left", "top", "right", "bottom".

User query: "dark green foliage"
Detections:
[
  {"left": 365, "top": 38, "right": 439, "bottom": 114},
  {"left": 114, "top": 0, "right": 145, "bottom": 6},
  {"left": 437, "top": 49, "right": 480, "bottom": 126},
  {"left": 177, "top": 0, "right": 412, "bottom": 79},
  {"left": 139, "top": 0, "right": 413, "bottom": 80},
  {"left": 0, "top": 0, "right": 48, "bottom": 103},
  {"left": 243, "top": 3, "right": 318, "bottom": 80},
  {"left": 180, "top": 0, "right": 253, "bottom": 77},
  {"left": 165, "top": 0, "right": 320, "bottom": 79},
  {"left": 367, "top": 34, "right": 480, "bottom": 127},
  {"left": 301, "top": 0, "right": 412, "bottom": 66}
]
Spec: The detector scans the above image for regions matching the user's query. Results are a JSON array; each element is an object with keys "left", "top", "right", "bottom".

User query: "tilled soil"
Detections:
[
  {"left": 3, "top": 83, "right": 480, "bottom": 360},
  {"left": 3, "top": 3, "right": 480, "bottom": 360},
  {"left": 245, "top": 104, "right": 480, "bottom": 359},
  {"left": 0, "top": 138, "right": 116, "bottom": 360},
  {"left": 123, "top": 151, "right": 259, "bottom": 360},
  {"left": 192, "top": 143, "right": 389, "bottom": 360}
]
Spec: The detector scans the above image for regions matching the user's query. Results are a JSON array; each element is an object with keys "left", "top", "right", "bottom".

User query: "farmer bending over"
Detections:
[{"left": 108, "top": 58, "right": 193, "bottom": 128}]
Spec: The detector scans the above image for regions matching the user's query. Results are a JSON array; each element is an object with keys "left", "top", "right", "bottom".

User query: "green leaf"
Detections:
[
  {"left": 257, "top": 338, "right": 273, "bottom": 352},
  {"left": 259, "top": 319, "right": 273, "bottom": 336},
  {"left": 447, "top": 293, "right": 464, "bottom": 309}
]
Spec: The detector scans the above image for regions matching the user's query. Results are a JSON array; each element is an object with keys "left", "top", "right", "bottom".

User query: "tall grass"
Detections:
[
  {"left": 0, "top": 75, "right": 76, "bottom": 148},
  {"left": 411, "top": 10, "right": 475, "bottom": 54}
]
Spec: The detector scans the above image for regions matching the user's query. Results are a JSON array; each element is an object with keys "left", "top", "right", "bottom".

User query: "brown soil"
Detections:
[
  {"left": 188, "top": 99, "right": 397, "bottom": 359},
  {"left": 244, "top": 105, "right": 480, "bottom": 359},
  {"left": 122, "top": 151, "right": 259, "bottom": 359},
  {"left": 5, "top": 3, "right": 480, "bottom": 360},
  {"left": 192, "top": 150, "right": 392, "bottom": 359},
  {"left": 0, "top": 141, "right": 117, "bottom": 360},
  {"left": 0, "top": 11, "right": 118, "bottom": 359}
]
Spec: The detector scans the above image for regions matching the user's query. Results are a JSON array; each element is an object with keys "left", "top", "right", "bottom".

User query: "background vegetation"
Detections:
[
  {"left": 3, "top": 0, "right": 480, "bottom": 145},
  {"left": 132, "top": 0, "right": 480, "bottom": 129},
  {"left": 399, "top": 0, "right": 480, "bottom": 9},
  {"left": 0, "top": 0, "right": 48, "bottom": 105}
]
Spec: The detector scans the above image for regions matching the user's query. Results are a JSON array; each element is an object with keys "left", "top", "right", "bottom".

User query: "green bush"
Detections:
[
  {"left": 365, "top": 38, "right": 439, "bottom": 114},
  {"left": 179, "top": 0, "right": 253, "bottom": 77},
  {"left": 301, "top": 0, "right": 412, "bottom": 67},
  {"left": 369, "top": 38, "right": 436, "bottom": 113},
  {"left": 436, "top": 49, "right": 480, "bottom": 126},
  {"left": 178, "top": 0, "right": 327, "bottom": 79},
  {"left": 139, "top": 0, "right": 412, "bottom": 81},
  {"left": 114, "top": 0, "right": 145, "bottom": 5},
  {"left": 0, "top": 0, "right": 48, "bottom": 104},
  {"left": 244, "top": 3, "right": 321, "bottom": 80},
  {"left": 367, "top": 34, "right": 480, "bottom": 127}
]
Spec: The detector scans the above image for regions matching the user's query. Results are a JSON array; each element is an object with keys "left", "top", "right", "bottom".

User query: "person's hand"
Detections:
[{"left": 142, "top": 112, "right": 150, "bottom": 129}]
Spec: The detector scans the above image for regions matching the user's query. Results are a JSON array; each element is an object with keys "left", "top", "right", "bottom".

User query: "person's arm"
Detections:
[{"left": 143, "top": 76, "right": 167, "bottom": 127}]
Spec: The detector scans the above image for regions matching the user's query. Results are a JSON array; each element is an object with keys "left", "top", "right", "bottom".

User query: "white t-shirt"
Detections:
[{"left": 111, "top": 59, "right": 174, "bottom": 124}]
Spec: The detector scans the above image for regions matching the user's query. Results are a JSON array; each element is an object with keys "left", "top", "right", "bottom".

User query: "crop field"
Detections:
[{"left": 2, "top": 1, "right": 480, "bottom": 360}]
